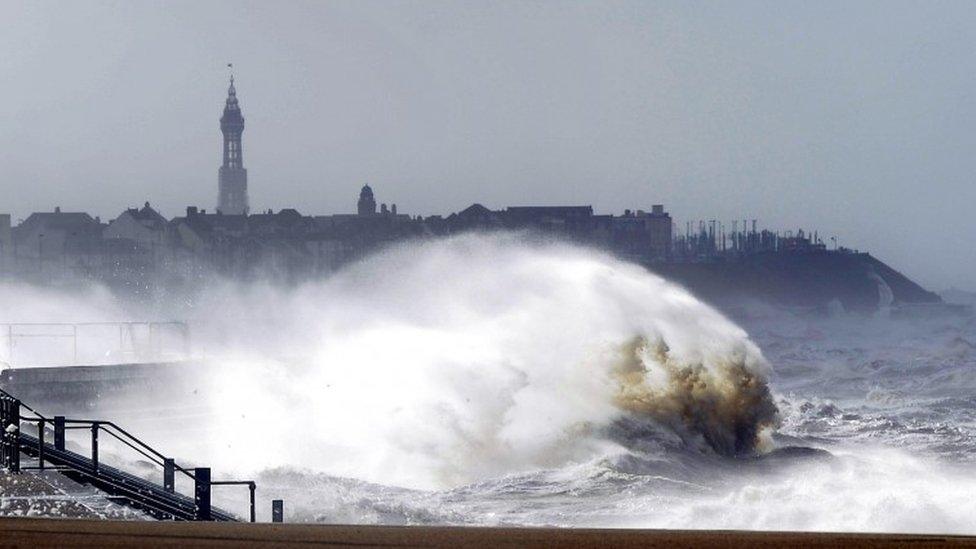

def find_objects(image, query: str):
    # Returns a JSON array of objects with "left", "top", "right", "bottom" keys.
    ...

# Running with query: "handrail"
[
  {"left": 20, "top": 416, "right": 199, "bottom": 482},
  {"left": 90, "top": 421, "right": 198, "bottom": 480},
  {"left": 99, "top": 427, "right": 165, "bottom": 468},
  {"left": 0, "top": 387, "right": 45, "bottom": 420},
  {"left": 211, "top": 480, "right": 258, "bottom": 523},
  {"left": 1, "top": 387, "right": 257, "bottom": 521}
]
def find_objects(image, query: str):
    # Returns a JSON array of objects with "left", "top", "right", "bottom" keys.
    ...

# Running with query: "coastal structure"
[{"left": 217, "top": 76, "right": 248, "bottom": 215}]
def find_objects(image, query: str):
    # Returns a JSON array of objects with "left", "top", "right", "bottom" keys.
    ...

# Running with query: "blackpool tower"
[{"left": 217, "top": 75, "right": 248, "bottom": 215}]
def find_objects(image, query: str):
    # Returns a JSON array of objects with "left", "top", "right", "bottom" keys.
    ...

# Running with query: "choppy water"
[
  {"left": 6, "top": 235, "right": 975, "bottom": 533},
  {"left": 244, "top": 306, "right": 976, "bottom": 533},
  {"left": 196, "top": 236, "right": 976, "bottom": 533}
]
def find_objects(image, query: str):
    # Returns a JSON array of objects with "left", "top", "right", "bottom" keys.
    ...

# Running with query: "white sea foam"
[{"left": 192, "top": 233, "right": 777, "bottom": 489}]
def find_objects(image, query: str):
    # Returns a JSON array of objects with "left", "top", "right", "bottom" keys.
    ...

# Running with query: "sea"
[{"left": 3, "top": 233, "right": 974, "bottom": 533}]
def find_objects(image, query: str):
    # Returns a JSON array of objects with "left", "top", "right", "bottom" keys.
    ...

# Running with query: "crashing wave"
[
  {"left": 191, "top": 232, "right": 779, "bottom": 488},
  {"left": 613, "top": 336, "right": 778, "bottom": 456}
]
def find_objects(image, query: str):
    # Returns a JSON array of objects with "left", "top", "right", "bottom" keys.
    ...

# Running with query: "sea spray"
[{"left": 193, "top": 233, "right": 779, "bottom": 489}]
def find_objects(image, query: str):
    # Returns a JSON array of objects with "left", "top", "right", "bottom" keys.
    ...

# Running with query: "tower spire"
[{"left": 217, "top": 69, "right": 248, "bottom": 215}]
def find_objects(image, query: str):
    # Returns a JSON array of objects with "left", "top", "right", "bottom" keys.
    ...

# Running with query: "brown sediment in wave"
[{"left": 612, "top": 336, "right": 779, "bottom": 456}]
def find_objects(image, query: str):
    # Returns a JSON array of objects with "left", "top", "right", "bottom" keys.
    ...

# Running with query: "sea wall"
[{"left": 0, "top": 362, "right": 193, "bottom": 414}]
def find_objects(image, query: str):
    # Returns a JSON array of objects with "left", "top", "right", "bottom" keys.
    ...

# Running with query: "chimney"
[
  {"left": 186, "top": 206, "right": 198, "bottom": 217},
  {"left": 391, "top": 204, "right": 397, "bottom": 215},
  {"left": 54, "top": 206, "right": 61, "bottom": 214}
]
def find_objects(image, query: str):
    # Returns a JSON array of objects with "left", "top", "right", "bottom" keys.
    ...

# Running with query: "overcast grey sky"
[{"left": 1, "top": 1, "right": 974, "bottom": 289}]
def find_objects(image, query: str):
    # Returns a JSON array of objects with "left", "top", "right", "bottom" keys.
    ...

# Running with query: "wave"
[{"left": 191, "top": 233, "right": 779, "bottom": 489}]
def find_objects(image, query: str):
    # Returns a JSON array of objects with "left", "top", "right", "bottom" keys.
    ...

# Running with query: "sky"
[{"left": 0, "top": 0, "right": 974, "bottom": 290}]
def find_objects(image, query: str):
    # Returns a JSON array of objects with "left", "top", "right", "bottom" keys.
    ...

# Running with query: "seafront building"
[{"left": 0, "top": 188, "right": 827, "bottom": 288}]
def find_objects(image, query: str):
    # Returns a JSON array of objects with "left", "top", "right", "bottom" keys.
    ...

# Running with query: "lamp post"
[{"left": 37, "top": 233, "right": 44, "bottom": 277}]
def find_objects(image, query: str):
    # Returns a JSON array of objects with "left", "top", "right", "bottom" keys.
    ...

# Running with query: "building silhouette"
[
  {"left": 357, "top": 185, "right": 377, "bottom": 216},
  {"left": 217, "top": 76, "right": 248, "bottom": 215},
  {"left": 0, "top": 75, "right": 943, "bottom": 311}
]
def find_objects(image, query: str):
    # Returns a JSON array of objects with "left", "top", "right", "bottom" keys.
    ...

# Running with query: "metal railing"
[
  {"left": 0, "top": 321, "right": 191, "bottom": 367},
  {"left": 0, "top": 387, "right": 257, "bottom": 522}
]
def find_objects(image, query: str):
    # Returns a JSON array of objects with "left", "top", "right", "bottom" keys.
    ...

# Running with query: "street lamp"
[{"left": 38, "top": 233, "right": 44, "bottom": 276}]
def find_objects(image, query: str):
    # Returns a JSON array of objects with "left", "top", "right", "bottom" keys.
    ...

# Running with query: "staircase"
[{"left": 0, "top": 389, "right": 254, "bottom": 522}]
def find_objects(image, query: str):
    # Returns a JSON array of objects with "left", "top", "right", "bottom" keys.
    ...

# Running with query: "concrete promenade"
[{"left": 0, "top": 519, "right": 972, "bottom": 548}]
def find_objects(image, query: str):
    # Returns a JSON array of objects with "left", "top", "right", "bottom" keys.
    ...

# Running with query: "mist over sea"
[{"left": 2, "top": 233, "right": 974, "bottom": 532}]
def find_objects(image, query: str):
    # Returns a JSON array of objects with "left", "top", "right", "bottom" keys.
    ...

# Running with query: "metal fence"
[{"left": 0, "top": 321, "right": 190, "bottom": 367}]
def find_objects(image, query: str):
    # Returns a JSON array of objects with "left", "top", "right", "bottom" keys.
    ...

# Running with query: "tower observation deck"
[{"left": 218, "top": 75, "right": 248, "bottom": 215}]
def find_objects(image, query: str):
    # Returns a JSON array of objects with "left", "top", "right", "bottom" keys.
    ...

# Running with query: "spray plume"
[{"left": 189, "top": 233, "right": 778, "bottom": 489}]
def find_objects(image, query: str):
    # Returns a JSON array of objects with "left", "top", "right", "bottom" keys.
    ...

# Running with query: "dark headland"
[{"left": 653, "top": 249, "right": 941, "bottom": 312}]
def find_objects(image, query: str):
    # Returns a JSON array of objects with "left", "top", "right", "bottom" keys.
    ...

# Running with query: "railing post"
[
  {"left": 163, "top": 458, "right": 175, "bottom": 492},
  {"left": 37, "top": 419, "right": 44, "bottom": 469},
  {"left": 272, "top": 499, "right": 283, "bottom": 523},
  {"left": 249, "top": 482, "right": 256, "bottom": 523},
  {"left": 90, "top": 423, "right": 99, "bottom": 473},
  {"left": 54, "top": 416, "right": 65, "bottom": 450},
  {"left": 1, "top": 397, "right": 20, "bottom": 473},
  {"left": 194, "top": 467, "right": 212, "bottom": 521}
]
